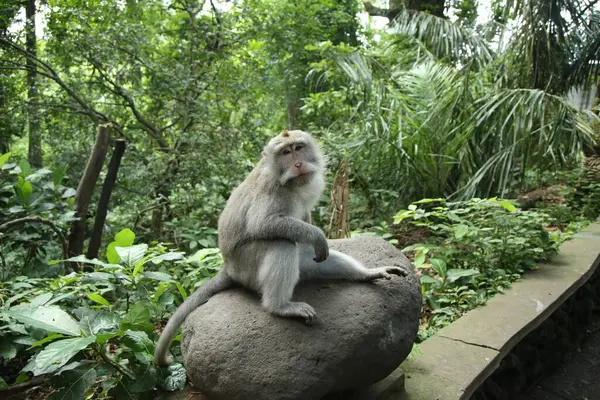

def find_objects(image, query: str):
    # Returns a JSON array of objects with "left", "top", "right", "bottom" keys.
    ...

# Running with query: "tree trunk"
[
  {"left": 26, "top": 0, "right": 42, "bottom": 168},
  {"left": 87, "top": 139, "right": 126, "bottom": 259},
  {"left": 68, "top": 124, "right": 110, "bottom": 258},
  {"left": 328, "top": 159, "right": 350, "bottom": 239}
]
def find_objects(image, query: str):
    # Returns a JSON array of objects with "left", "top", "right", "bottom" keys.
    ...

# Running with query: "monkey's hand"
[
  {"left": 368, "top": 266, "right": 409, "bottom": 280},
  {"left": 312, "top": 229, "right": 329, "bottom": 263}
]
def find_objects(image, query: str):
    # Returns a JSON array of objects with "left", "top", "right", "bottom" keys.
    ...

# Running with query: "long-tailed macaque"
[{"left": 154, "top": 130, "right": 408, "bottom": 366}]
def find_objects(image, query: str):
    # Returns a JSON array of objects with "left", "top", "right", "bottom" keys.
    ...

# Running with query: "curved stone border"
[{"left": 397, "top": 222, "right": 600, "bottom": 400}]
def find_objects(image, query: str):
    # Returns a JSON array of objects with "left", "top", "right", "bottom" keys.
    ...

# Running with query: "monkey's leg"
[
  {"left": 299, "top": 247, "right": 408, "bottom": 282},
  {"left": 258, "top": 241, "right": 317, "bottom": 323}
]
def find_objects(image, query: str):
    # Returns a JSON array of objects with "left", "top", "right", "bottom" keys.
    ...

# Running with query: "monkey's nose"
[{"left": 295, "top": 162, "right": 303, "bottom": 169}]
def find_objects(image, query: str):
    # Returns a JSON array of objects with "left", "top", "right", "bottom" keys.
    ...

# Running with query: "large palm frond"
[{"left": 389, "top": 9, "right": 494, "bottom": 69}]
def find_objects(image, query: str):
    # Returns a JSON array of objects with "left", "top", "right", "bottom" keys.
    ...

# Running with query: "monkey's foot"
[
  {"left": 272, "top": 301, "right": 317, "bottom": 325},
  {"left": 368, "top": 266, "right": 409, "bottom": 280}
]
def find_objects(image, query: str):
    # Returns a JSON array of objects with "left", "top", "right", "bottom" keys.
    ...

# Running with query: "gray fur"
[{"left": 153, "top": 130, "right": 408, "bottom": 367}]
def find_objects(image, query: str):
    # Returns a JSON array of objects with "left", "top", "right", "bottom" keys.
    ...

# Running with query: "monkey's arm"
[{"left": 248, "top": 214, "right": 329, "bottom": 261}]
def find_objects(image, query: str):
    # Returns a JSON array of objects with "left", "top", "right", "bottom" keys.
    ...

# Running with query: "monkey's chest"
[{"left": 289, "top": 200, "right": 309, "bottom": 220}]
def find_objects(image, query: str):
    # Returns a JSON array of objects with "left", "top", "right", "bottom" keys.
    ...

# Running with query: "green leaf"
[
  {"left": 453, "top": 224, "right": 470, "bottom": 239},
  {"left": 8, "top": 306, "right": 82, "bottom": 336},
  {"left": 15, "top": 177, "right": 33, "bottom": 206},
  {"left": 0, "top": 340, "right": 17, "bottom": 360},
  {"left": 30, "top": 292, "right": 54, "bottom": 307},
  {"left": 413, "top": 251, "right": 426, "bottom": 267},
  {"left": 446, "top": 269, "right": 480, "bottom": 283},
  {"left": 0, "top": 152, "right": 11, "bottom": 168},
  {"left": 498, "top": 200, "right": 517, "bottom": 213},
  {"left": 116, "top": 244, "right": 148, "bottom": 267},
  {"left": 142, "top": 271, "right": 174, "bottom": 282},
  {"left": 61, "top": 188, "right": 77, "bottom": 198},
  {"left": 106, "top": 242, "right": 120, "bottom": 264},
  {"left": 122, "top": 330, "right": 154, "bottom": 364},
  {"left": 175, "top": 282, "right": 188, "bottom": 301},
  {"left": 158, "top": 292, "right": 175, "bottom": 307},
  {"left": 158, "top": 363, "right": 186, "bottom": 392},
  {"left": 52, "top": 165, "right": 67, "bottom": 187},
  {"left": 124, "top": 365, "right": 157, "bottom": 393},
  {"left": 27, "top": 333, "right": 66, "bottom": 350},
  {"left": 121, "top": 303, "right": 152, "bottom": 332},
  {"left": 49, "top": 364, "right": 97, "bottom": 400},
  {"left": 18, "top": 160, "right": 31, "bottom": 176},
  {"left": 420, "top": 275, "right": 439, "bottom": 285},
  {"left": 23, "top": 336, "right": 96, "bottom": 376},
  {"left": 86, "top": 293, "right": 111, "bottom": 308},
  {"left": 77, "top": 309, "right": 119, "bottom": 336},
  {"left": 54, "top": 255, "right": 122, "bottom": 269},
  {"left": 114, "top": 229, "right": 136, "bottom": 246},
  {"left": 148, "top": 252, "right": 184, "bottom": 264},
  {"left": 429, "top": 258, "right": 447, "bottom": 277}
]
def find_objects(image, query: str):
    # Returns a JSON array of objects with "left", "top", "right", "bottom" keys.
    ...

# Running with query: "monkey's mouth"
[{"left": 294, "top": 172, "right": 313, "bottom": 184}]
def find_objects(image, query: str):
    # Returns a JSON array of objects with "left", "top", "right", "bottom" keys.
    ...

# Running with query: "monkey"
[{"left": 154, "top": 130, "right": 408, "bottom": 366}]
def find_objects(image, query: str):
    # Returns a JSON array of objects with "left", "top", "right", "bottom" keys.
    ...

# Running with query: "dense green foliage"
[{"left": 1, "top": 0, "right": 600, "bottom": 397}]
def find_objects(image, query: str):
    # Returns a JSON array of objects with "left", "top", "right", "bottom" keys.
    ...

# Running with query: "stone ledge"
[{"left": 396, "top": 222, "right": 600, "bottom": 400}]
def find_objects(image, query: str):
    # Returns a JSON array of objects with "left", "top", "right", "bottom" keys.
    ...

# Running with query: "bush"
[
  {"left": 394, "top": 198, "right": 576, "bottom": 340},
  {"left": 0, "top": 228, "right": 221, "bottom": 398}
]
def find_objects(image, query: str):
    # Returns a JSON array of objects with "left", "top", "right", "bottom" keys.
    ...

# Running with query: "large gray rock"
[{"left": 180, "top": 237, "right": 421, "bottom": 400}]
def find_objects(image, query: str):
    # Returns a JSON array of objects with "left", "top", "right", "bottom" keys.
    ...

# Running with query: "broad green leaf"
[
  {"left": 23, "top": 336, "right": 96, "bottom": 376},
  {"left": 0, "top": 376, "right": 8, "bottom": 390},
  {"left": 158, "top": 292, "right": 175, "bottom": 307},
  {"left": 447, "top": 269, "right": 480, "bottom": 283},
  {"left": 114, "top": 228, "right": 136, "bottom": 246},
  {"left": 87, "top": 293, "right": 111, "bottom": 308},
  {"left": 453, "top": 224, "right": 470, "bottom": 239},
  {"left": 185, "top": 248, "right": 221, "bottom": 264},
  {"left": 61, "top": 188, "right": 77, "bottom": 198},
  {"left": 116, "top": 244, "right": 148, "bottom": 267},
  {"left": 121, "top": 303, "right": 152, "bottom": 332},
  {"left": 158, "top": 363, "right": 186, "bottom": 392},
  {"left": 0, "top": 152, "right": 11, "bottom": 168},
  {"left": 142, "top": 271, "right": 174, "bottom": 282},
  {"left": 77, "top": 310, "right": 119, "bottom": 336},
  {"left": 126, "top": 365, "right": 158, "bottom": 393},
  {"left": 14, "top": 177, "right": 33, "bottom": 206},
  {"left": 148, "top": 252, "right": 184, "bottom": 264},
  {"left": 413, "top": 251, "right": 426, "bottom": 267},
  {"left": 18, "top": 160, "right": 31, "bottom": 176},
  {"left": 122, "top": 330, "right": 154, "bottom": 364},
  {"left": 106, "top": 242, "right": 120, "bottom": 264},
  {"left": 48, "top": 364, "right": 97, "bottom": 400},
  {"left": 52, "top": 165, "right": 67, "bottom": 186},
  {"left": 420, "top": 275, "right": 438, "bottom": 285},
  {"left": 429, "top": 258, "right": 447, "bottom": 277},
  {"left": 30, "top": 292, "right": 54, "bottom": 307},
  {"left": 9, "top": 306, "right": 81, "bottom": 336},
  {"left": 498, "top": 200, "right": 517, "bottom": 213}
]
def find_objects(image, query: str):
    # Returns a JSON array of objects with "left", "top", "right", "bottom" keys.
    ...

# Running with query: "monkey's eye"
[
  {"left": 294, "top": 145, "right": 303, "bottom": 152},
  {"left": 282, "top": 148, "right": 291, "bottom": 155}
]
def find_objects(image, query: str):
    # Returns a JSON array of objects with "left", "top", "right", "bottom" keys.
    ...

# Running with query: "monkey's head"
[{"left": 262, "top": 130, "right": 326, "bottom": 186}]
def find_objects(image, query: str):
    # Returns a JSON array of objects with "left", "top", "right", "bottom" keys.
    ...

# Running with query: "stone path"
[{"left": 522, "top": 317, "right": 600, "bottom": 400}]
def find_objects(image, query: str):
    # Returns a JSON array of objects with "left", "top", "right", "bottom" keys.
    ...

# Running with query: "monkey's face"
[{"left": 263, "top": 130, "right": 325, "bottom": 187}]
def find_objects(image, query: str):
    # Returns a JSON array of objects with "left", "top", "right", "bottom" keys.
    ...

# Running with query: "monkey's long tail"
[{"left": 154, "top": 270, "right": 233, "bottom": 366}]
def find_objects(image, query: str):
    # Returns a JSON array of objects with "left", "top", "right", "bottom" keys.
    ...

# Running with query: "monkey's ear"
[
  {"left": 280, "top": 130, "right": 289, "bottom": 137},
  {"left": 261, "top": 151, "right": 267, "bottom": 158}
]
